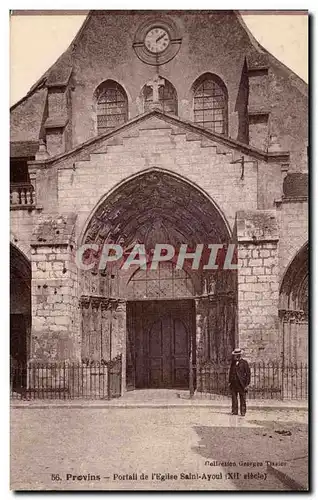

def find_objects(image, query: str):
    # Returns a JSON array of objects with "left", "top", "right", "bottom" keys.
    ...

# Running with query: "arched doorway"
[
  {"left": 279, "top": 243, "right": 308, "bottom": 364},
  {"left": 10, "top": 244, "right": 31, "bottom": 363},
  {"left": 80, "top": 170, "right": 237, "bottom": 391},
  {"left": 10, "top": 244, "right": 31, "bottom": 391}
]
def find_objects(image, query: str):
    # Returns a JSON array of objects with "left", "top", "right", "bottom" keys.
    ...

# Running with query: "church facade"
[{"left": 10, "top": 11, "right": 308, "bottom": 393}]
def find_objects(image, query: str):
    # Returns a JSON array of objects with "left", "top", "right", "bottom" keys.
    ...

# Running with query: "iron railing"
[
  {"left": 10, "top": 355, "right": 122, "bottom": 400},
  {"left": 11, "top": 358, "right": 308, "bottom": 401},
  {"left": 196, "top": 361, "right": 308, "bottom": 400}
]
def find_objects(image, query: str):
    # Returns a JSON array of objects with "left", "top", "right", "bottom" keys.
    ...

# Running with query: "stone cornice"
[
  {"left": 282, "top": 196, "right": 308, "bottom": 203},
  {"left": 275, "top": 196, "right": 308, "bottom": 207},
  {"left": 238, "top": 238, "right": 279, "bottom": 245}
]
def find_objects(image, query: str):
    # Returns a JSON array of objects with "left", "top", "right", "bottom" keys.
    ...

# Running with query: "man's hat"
[{"left": 232, "top": 348, "right": 242, "bottom": 355}]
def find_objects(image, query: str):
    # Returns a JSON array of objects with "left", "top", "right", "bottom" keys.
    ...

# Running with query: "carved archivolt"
[
  {"left": 81, "top": 171, "right": 234, "bottom": 300},
  {"left": 83, "top": 171, "right": 230, "bottom": 248}
]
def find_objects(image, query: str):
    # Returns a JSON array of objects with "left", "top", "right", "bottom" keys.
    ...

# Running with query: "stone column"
[
  {"left": 30, "top": 214, "right": 79, "bottom": 362},
  {"left": 195, "top": 297, "right": 207, "bottom": 367},
  {"left": 112, "top": 299, "right": 127, "bottom": 395},
  {"left": 91, "top": 298, "right": 101, "bottom": 361},
  {"left": 28, "top": 166, "right": 38, "bottom": 206},
  {"left": 236, "top": 210, "right": 280, "bottom": 361},
  {"left": 101, "top": 298, "right": 111, "bottom": 362},
  {"left": 80, "top": 296, "right": 91, "bottom": 362},
  {"left": 194, "top": 297, "right": 208, "bottom": 393}
]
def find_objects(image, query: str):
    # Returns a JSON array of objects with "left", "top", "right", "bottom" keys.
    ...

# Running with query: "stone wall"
[
  {"left": 30, "top": 116, "right": 283, "bottom": 241},
  {"left": 70, "top": 12, "right": 307, "bottom": 169},
  {"left": 278, "top": 175, "right": 308, "bottom": 279},
  {"left": 11, "top": 209, "right": 36, "bottom": 259},
  {"left": 30, "top": 214, "right": 80, "bottom": 362},
  {"left": 11, "top": 11, "right": 308, "bottom": 171},
  {"left": 9, "top": 11, "right": 308, "bottom": 373},
  {"left": 236, "top": 210, "right": 280, "bottom": 361}
]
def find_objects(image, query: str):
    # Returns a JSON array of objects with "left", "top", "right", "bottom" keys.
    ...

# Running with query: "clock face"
[{"left": 144, "top": 27, "right": 170, "bottom": 54}]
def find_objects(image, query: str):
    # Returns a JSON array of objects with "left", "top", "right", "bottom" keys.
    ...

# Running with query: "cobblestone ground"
[{"left": 10, "top": 407, "right": 308, "bottom": 491}]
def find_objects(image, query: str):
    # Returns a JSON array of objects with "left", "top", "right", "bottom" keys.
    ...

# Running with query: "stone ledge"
[
  {"left": 31, "top": 213, "right": 77, "bottom": 247},
  {"left": 44, "top": 117, "right": 69, "bottom": 129},
  {"left": 236, "top": 210, "right": 278, "bottom": 243}
]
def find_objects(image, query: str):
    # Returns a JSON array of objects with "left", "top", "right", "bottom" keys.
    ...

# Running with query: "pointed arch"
[
  {"left": 10, "top": 232, "right": 31, "bottom": 260},
  {"left": 192, "top": 73, "right": 228, "bottom": 135},
  {"left": 78, "top": 169, "right": 237, "bottom": 371},
  {"left": 80, "top": 167, "right": 232, "bottom": 246},
  {"left": 94, "top": 80, "right": 128, "bottom": 134},
  {"left": 279, "top": 242, "right": 308, "bottom": 314}
]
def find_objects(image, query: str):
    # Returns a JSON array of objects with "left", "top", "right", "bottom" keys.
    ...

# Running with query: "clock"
[
  {"left": 144, "top": 27, "right": 170, "bottom": 54},
  {"left": 133, "top": 17, "right": 182, "bottom": 66}
]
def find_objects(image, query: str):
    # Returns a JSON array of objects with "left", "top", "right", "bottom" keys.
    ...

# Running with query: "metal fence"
[
  {"left": 11, "top": 358, "right": 308, "bottom": 401},
  {"left": 10, "top": 355, "right": 122, "bottom": 400},
  {"left": 196, "top": 361, "right": 308, "bottom": 400}
]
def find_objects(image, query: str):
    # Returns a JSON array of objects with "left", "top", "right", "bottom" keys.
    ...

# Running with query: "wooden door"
[
  {"left": 127, "top": 299, "right": 194, "bottom": 389},
  {"left": 172, "top": 318, "right": 189, "bottom": 387},
  {"left": 148, "top": 316, "right": 167, "bottom": 387},
  {"left": 147, "top": 304, "right": 190, "bottom": 388}
]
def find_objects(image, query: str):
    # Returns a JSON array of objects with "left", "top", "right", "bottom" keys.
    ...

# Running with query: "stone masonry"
[
  {"left": 236, "top": 210, "right": 280, "bottom": 360},
  {"left": 30, "top": 214, "right": 79, "bottom": 362},
  {"left": 10, "top": 11, "right": 308, "bottom": 384}
]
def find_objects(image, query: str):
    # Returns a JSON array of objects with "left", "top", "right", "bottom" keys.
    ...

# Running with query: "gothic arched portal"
[
  {"left": 279, "top": 243, "right": 308, "bottom": 365},
  {"left": 80, "top": 170, "right": 237, "bottom": 390}
]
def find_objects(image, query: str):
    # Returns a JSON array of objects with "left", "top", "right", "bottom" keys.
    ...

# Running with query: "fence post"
[
  {"left": 189, "top": 336, "right": 194, "bottom": 399},
  {"left": 107, "top": 360, "right": 111, "bottom": 400}
]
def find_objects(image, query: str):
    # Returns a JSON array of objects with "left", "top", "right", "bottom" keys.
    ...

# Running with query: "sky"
[{"left": 9, "top": 11, "right": 308, "bottom": 106}]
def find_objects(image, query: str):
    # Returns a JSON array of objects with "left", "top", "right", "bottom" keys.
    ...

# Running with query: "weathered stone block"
[
  {"left": 249, "top": 259, "right": 263, "bottom": 267},
  {"left": 252, "top": 266, "right": 265, "bottom": 275}
]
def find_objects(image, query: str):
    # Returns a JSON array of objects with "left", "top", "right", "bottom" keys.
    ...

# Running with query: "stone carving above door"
[{"left": 83, "top": 171, "right": 230, "bottom": 248}]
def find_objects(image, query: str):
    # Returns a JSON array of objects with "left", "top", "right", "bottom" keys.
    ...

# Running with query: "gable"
[
  {"left": 11, "top": 10, "right": 307, "bottom": 170},
  {"left": 30, "top": 111, "right": 289, "bottom": 170}
]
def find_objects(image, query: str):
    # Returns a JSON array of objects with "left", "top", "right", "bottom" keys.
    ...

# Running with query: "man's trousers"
[{"left": 230, "top": 384, "right": 247, "bottom": 415}]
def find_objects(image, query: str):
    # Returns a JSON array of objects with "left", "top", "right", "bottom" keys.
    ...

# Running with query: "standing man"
[{"left": 229, "top": 348, "right": 251, "bottom": 416}]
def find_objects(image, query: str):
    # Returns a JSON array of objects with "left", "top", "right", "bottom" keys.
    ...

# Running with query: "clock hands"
[{"left": 156, "top": 32, "right": 167, "bottom": 43}]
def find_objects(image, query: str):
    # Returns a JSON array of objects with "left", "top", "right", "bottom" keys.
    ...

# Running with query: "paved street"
[{"left": 11, "top": 406, "right": 308, "bottom": 491}]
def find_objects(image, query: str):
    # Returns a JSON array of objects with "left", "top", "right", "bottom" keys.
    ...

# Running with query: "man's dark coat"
[{"left": 229, "top": 358, "right": 251, "bottom": 389}]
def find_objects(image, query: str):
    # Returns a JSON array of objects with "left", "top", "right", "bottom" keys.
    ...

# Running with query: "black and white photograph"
[{"left": 9, "top": 9, "right": 308, "bottom": 491}]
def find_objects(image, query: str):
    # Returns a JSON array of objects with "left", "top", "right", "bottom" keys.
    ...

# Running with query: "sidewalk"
[{"left": 11, "top": 388, "right": 308, "bottom": 410}]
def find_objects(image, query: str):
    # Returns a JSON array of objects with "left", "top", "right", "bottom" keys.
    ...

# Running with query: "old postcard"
[{"left": 10, "top": 9, "right": 308, "bottom": 491}]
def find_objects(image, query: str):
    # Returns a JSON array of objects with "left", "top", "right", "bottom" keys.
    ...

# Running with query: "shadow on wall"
[{"left": 235, "top": 58, "right": 249, "bottom": 144}]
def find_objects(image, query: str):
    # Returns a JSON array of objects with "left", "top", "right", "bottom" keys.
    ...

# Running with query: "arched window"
[
  {"left": 142, "top": 77, "right": 178, "bottom": 115},
  {"left": 193, "top": 74, "right": 228, "bottom": 134},
  {"left": 95, "top": 80, "right": 128, "bottom": 134}
]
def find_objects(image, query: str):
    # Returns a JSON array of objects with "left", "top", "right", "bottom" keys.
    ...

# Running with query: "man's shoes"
[
  {"left": 231, "top": 412, "right": 238, "bottom": 415},
  {"left": 240, "top": 413, "right": 246, "bottom": 416}
]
